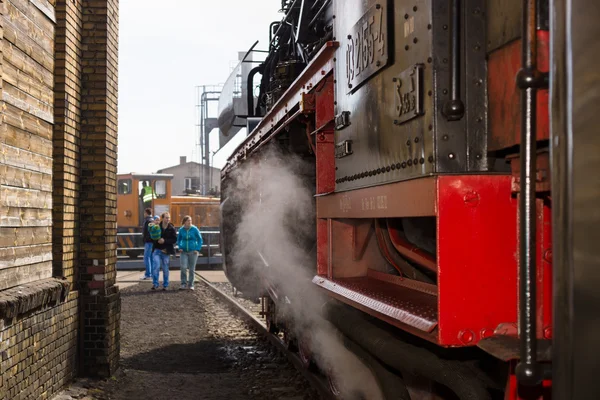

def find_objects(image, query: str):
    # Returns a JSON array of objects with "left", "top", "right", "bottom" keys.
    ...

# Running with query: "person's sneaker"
[
  {"left": 189, "top": 286, "right": 195, "bottom": 291},
  {"left": 179, "top": 284, "right": 186, "bottom": 290},
  {"left": 151, "top": 286, "right": 157, "bottom": 291},
  {"left": 162, "top": 286, "right": 167, "bottom": 291}
]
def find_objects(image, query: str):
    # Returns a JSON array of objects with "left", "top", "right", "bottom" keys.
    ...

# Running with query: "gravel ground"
[{"left": 53, "top": 280, "right": 321, "bottom": 400}]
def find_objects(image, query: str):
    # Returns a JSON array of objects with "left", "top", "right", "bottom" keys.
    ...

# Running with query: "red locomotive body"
[{"left": 216, "top": 0, "right": 585, "bottom": 398}]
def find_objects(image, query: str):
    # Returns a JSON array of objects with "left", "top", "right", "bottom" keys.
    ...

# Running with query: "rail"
[{"left": 196, "top": 274, "right": 333, "bottom": 399}]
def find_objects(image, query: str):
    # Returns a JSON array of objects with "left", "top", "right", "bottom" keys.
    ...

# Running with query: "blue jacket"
[{"left": 177, "top": 225, "right": 203, "bottom": 252}]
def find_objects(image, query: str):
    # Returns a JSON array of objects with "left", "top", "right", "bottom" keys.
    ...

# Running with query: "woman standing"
[
  {"left": 176, "top": 215, "right": 203, "bottom": 290},
  {"left": 152, "top": 212, "right": 177, "bottom": 291}
]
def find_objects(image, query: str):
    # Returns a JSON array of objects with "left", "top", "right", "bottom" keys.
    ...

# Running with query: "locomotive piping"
[
  {"left": 442, "top": 0, "right": 466, "bottom": 121},
  {"left": 515, "top": 0, "right": 549, "bottom": 387}
]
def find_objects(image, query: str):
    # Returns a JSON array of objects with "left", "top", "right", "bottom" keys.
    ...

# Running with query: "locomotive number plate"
[
  {"left": 345, "top": 1, "right": 390, "bottom": 92},
  {"left": 394, "top": 64, "right": 424, "bottom": 125}
]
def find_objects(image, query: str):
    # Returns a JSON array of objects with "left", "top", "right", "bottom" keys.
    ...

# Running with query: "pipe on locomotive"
[
  {"left": 442, "top": 0, "right": 465, "bottom": 121},
  {"left": 515, "top": 0, "right": 550, "bottom": 386}
]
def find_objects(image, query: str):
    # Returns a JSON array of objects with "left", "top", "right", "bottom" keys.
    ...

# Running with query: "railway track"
[{"left": 196, "top": 274, "right": 334, "bottom": 400}]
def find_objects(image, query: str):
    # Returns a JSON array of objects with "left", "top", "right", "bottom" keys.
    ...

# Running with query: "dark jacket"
[
  {"left": 152, "top": 222, "right": 177, "bottom": 255},
  {"left": 142, "top": 216, "right": 153, "bottom": 243}
]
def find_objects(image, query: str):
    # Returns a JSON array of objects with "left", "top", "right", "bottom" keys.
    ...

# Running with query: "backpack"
[{"left": 148, "top": 223, "right": 162, "bottom": 241}]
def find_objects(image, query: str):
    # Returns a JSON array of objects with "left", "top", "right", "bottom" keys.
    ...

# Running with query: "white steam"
[{"left": 226, "top": 144, "right": 383, "bottom": 400}]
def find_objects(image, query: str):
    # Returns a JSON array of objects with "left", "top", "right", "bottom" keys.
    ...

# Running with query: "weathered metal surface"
[
  {"left": 345, "top": 1, "right": 391, "bottom": 92},
  {"left": 333, "top": 0, "right": 488, "bottom": 191},
  {"left": 437, "top": 175, "right": 518, "bottom": 346},
  {"left": 317, "top": 176, "right": 436, "bottom": 219},
  {"left": 488, "top": 31, "right": 550, "bottom": 152},
  {"left": 312, "top": 275, "right": 438, "bottom": 333}
]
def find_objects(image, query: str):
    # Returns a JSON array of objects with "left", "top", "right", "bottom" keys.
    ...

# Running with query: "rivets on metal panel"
[
  {"left": 476, "top": 154, "right": 482, "bottom": 160},
  {"left": 420, "top": 158, "right": 425, "bottom": 164},
  {"left": 442, "top": 134, "right": 449, "bottom": 141},
  {"left": 414, "top": 137, "right": 420, "bottom": 143},
  {"left": 404, "top": 13, "right": 409, "bottom": 19},
  {"left": 443, "top": 24, "right": 448, "bottom": 30},
  {"left": 459, "top": 330, "right": 475, "bottom": 344},
  {"left": 427, "top": 57, "right": 432, "bottom": 63},
  {"left": 413, "top": 37, "right": 418, "bottom": 44},
  {"left": 543, "top": 327, "right": 552, "bottom": 339},
  {"left": 396, "top": 163, "right": 402, "bottom": 169},
  {"left": 413, "top": 158, "right": 418, "bottom": 165},
  {"left": 376, "top": 4, "right": 381, "bottom": 9},
  {"left": 391, "top": 164, "right": 396, "bottom": 170},
  {"left": 405, "top": 45, "right": 410, "bottom": 51},
  {"left": 448, "top": 153, "right": 455, "bottom": 159},
  {"left": 406, "top": 140, "right": 411, "bottom": 146},
  {"left": 407, "top": 159, "right": 413, "bottom": 166},
  {"left": 428, "top": 156, "right": 434, "bottom": 163},
  {"left": 428, "top": 124, "right": 433, "bottom": 131},
  {"left": 347, "top": 34, "right": 352, "bottom": 39},
  {"left": 348, "top": 83, "right": 353, "bottom": 89},
  {"left": 386, "top": 166, "right": 391, "bottom": 172},
  {"left": 413, "top": 6, "right": 417, "bottom": 11},
  {"left": 427, "top": 24, "right": 432, "bottom": 30},
  {"left": 401, "top": 162, "right": 407, "bottom": 168}
]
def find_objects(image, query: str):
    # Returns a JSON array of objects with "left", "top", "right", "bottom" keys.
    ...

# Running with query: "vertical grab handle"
[
  {"left": 442, "top": 0, "right": 465, "bottom": 121},
  {"left": 515, "top": 0, "right": 548, "bottom": 387}
]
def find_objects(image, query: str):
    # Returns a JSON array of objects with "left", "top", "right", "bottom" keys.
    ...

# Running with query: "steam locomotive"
[{"left": 219, "top": 0, "right": 600, "bottom": 398}]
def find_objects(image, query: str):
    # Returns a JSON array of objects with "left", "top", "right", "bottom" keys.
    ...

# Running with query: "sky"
[{"left": 117, "top": 0, "right": 282, "bottom": 174}]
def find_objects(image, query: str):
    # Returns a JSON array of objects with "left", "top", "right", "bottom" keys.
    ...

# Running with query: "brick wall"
[
  {"left": 0, "top": 0, "right": 121, "bottom": 396},
  {"left": 0, "top": 280, "right": 77, "bottom": 400},
  {"left": 78, "top": 0, "right": 120, "bottom": 377},
  {"left": 54, "top": 0, "right": 82, "bottom": 288}
]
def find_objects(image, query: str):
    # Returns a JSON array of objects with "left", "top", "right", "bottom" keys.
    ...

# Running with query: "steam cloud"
[{"left": 225, "top": 144, "right": 383, "bottom": 399}]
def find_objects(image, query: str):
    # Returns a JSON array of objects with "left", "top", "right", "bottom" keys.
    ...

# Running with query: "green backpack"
[{"left": 148, "top": 223, "right": 162, "bottom": 241}]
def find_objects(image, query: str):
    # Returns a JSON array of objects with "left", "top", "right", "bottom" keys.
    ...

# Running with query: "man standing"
[{"left": 141, "top": 208, "right": 154, "bottom": 280}]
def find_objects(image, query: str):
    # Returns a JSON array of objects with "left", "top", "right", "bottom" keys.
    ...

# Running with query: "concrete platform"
[
  {"left": 116, "top": 270, "right": 229, "bottom": 290},
  {"left": 196, "top": 270, "right": 228, "bottom": 283}
]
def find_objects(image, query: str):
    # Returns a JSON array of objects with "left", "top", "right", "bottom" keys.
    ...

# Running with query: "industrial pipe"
[
  {"left": 386, "top": 221, "right": 438, "bottom": 274},
  {"left": 442, "top": 0, "right": 465, "bottom": 120}
]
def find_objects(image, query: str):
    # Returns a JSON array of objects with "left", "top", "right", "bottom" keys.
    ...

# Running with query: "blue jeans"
[
  {"left": 180, "top": 251, "right": 199, "bottom": 287},
  {"left": 152, "top": 250, "right": 170, "bottom": 288},
  {"left": 143, "top": 242, "right": 153, "bottom": 278}
]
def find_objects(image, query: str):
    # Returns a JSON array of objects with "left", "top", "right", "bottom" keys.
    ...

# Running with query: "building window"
[
  {"left": 118, "top": 179, "right": 132, "bottom": 195},
  {"left": 184, "top": 177, "right": 200, "bottom": 191}
]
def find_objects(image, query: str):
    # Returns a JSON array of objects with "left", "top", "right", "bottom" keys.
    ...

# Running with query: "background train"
[
  {"left": 218, "top": 0, "right": 599, "bottom": 398},
  {"left": 116, "top": 173, "right": 221, "bottom": 260}
]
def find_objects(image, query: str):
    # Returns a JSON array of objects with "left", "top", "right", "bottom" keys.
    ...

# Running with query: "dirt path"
[{"left": 56, "top": 280, "right": 320, "bottom": 400}]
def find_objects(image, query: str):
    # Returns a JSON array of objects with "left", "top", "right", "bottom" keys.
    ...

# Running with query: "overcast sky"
[{"left": 117, "top": 0, "right": 281, "bottom": 174}]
